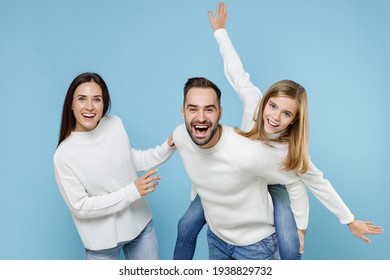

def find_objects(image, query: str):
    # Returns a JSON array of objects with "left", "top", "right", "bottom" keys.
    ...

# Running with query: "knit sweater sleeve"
[
  {"left": 53, "top": 158, "right": 141, "bottom": 219},
  {"left": 214, "top": 28, "right": 261, "bottom": 132},
  {"left": 130, "top": 140, "right": 176, "bottom": 172},
  {"left": 284, "top": 181, "right": 309, "bottom": 230},
  {"left": 297, "top": 160, "right": 354, "bottom": 224}
]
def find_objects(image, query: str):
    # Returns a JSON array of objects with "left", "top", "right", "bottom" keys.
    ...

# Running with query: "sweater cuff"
[
  {"left": 162, "top": 139, "right": 177, "bottom": 156},
  {"left": 214, "top": 28, "right": 228, "bottom": 41},
  {"left": 127, "top": 182, "right": 142, "bottom": 202},
  {"left": 339, "top": 214, "right": 355, "bottom": 225}
]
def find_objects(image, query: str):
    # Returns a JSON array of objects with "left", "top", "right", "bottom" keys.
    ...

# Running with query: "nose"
[
  {"left": 197, "top": 110, "right": 206, "bottom": 122},
  {"left": 86, "top": 99, "right": 94, "bottom": 110},
  {"left": 271, "top": 111, "right": 281, "bottom": 121}
]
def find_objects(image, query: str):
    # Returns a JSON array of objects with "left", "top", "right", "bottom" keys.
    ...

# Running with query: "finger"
[
  {"left": 142, "top": 181, "right": 158, "bottom": 191},
  {"left": 146, "top": 175, "right": 161, "bottom": 183},
  {"left": 143, "top": 169, "right": 158, "bottom": 179},
  {"left": 221, "top": 2, "right": 227, "bottom": 15},
  {"left": 367, "top": 225, "right": 384, "bottom": 230},
  {"left": 140, "top": 185, "right": 157, "bottom": 196},
  {"left": 146, "top": 181, "right": 159, "bottom": 189},
  {"left": 219, "top": 2, "right": 224, "bottom": 14},
  {"left": 299, "top": 243, "right": 304, "bottom": 254},
  {"left": 366, "top": 227, "right": 384, "bottom": 234},
  {"left": 208, "top": 10, "right": 213, "bottom": 19},
  {"left": 357, "top": 234, "right": 370, "bottom": 243}
]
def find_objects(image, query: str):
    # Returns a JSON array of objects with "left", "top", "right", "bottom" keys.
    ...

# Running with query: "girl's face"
[
  {"left": 72, "top": 82, "right": 104, "bottom": 132},
  {"left": 262, "top": 96, "right": 298, "bottom": 134}
]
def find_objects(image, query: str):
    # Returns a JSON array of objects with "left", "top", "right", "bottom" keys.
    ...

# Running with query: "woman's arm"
[
  {"left": 130, "top": 137, "right": 176, "bottom": 172},
  {"left": 54, "top": 164, "right": 159, "bottom": 219}
]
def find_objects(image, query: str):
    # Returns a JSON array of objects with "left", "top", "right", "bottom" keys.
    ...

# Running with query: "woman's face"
[
  {"left": 72, "top": 82, "right": 104, "bottom": 132},
  {"left": 262, "top": 96, "right": 298, "bottom": 134}
]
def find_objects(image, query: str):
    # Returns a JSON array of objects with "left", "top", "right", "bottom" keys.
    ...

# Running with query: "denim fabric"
[
  {"left": 84, "top": 220, "right": 159, "bottom": 260},
  {"left": 268, "top": 184, "right": 301, "bottom": 260},
  {"left": 173, "top": 195, "right": 206, "bottom": 259},
  {"left": 207, "top": 228, "right": 280, "bottom": 260},
  {"left": 173, "top": 184, "right": 301, "bottom": 260}
]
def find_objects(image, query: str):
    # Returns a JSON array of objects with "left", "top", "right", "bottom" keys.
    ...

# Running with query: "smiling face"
[
  {"left": 262, "top": 96, "right": 298, "bottom": 134},
  {"left": 182, "top": 87, "right": 222, "bottom": 149},
  {"left": 72, "top": 81, "right": 104, "bottom": 132}
]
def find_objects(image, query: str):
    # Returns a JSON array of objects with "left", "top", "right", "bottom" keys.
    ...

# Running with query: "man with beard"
[{"left": 172, "top": 77, "right": 308, "bottom": 260}]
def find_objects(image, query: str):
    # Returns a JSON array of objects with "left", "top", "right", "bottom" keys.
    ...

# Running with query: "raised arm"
[{"left": 209, "top": 2, "right": 261, "bottom": 132}]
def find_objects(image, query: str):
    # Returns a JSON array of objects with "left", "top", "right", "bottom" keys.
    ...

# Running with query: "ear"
[
  {"left": 219, "top": 106, "right": 223, "bottom": 120},
  {"left": 181, "top": 106, "right": 185, "bottom": 120}
]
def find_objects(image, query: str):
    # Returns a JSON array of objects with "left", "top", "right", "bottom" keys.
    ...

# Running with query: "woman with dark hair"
[{"left": 54, "top": 72, "right": 175, "bottom": 260}]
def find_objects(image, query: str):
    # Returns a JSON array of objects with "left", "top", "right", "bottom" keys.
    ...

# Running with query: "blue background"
[{"left": 0, "top": 0, "right": 388, "bottom": 260}]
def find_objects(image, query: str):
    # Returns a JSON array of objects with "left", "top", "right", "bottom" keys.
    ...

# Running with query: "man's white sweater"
[{"left": 173, "top": 124, "right": 304, "bottom": 246}]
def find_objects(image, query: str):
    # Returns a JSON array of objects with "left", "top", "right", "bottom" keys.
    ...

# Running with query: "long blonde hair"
[{"left": 237, "top": 80, "right": 309, "bottom": 173}]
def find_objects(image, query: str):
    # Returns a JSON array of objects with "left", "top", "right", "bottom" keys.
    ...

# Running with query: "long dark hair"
[{"left": 57, "top": 72, "right": 111, "bottom": 147}]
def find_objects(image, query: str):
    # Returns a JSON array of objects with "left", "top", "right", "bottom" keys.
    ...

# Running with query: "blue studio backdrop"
[{"left": 0, "top": 0, "right": 388, "bottom": 259}]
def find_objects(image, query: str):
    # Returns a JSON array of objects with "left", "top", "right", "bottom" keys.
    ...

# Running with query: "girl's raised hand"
[{"left": 208, "top": 2, "right": 228, "bottom": 31}]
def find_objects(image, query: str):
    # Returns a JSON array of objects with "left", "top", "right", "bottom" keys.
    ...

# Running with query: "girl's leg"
[
  {"left": 122, "top": 220, "right": 159, "bottom": 260},
  {"left": 173, "top": 195, "right": 207, "bottom": 259},
  {"left": 268, "top": 184, "right": 302, "bottom": 260},
  {"left": 85, "top": 243, "right": 122, "bottom": 260}
]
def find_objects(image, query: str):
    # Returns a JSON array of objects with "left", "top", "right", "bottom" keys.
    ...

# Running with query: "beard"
[{"left": 185, "top": 118, "right": 220, "bottom": 147}]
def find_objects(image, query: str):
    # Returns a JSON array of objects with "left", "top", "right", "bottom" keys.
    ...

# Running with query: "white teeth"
[
  {"left": 195, "top": 125, "right": 208, "bottom": 129},
  {"left": 268, "top": 119, "right": 278, "bottom": 127},
  {"left": 82, "top": 114, "right": 95, "bottom": 117}
]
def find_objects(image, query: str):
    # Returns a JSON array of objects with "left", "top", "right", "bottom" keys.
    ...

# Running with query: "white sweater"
[
  {"left": 173, "top": 124, "right": 306, "bottom": 246},
  {"left": 214, "top": 28, "right": 354, "bottom": 225},
  {"left": 53, "top": 115, "right": 175, "bottom": 250}
]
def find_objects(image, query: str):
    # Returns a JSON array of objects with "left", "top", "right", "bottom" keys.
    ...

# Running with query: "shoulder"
[
  {"left": 101, "top": 114, "right": 122, "bottom": 125},
  {"left": 53, "top": 140, "right": 71, "bottom": 167},
  {"left": 229, "top": 128, "right": 273, "bottom": 156},
  {"left": 173, "top": 124, "right": 186, "bottom": 138},
  {"left": 98, "top": 114, "right": 125, "bottom": 132}
]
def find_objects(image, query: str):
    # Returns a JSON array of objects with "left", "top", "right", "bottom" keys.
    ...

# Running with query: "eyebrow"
[
  {"left": 75, "top": 94, "right": 103, "bottom": 97},
  {"left": 186, "top": 104, "right": 217, "bottom": 109}
]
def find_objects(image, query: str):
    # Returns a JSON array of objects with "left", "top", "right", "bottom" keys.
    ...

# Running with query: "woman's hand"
[
  {"left": 168, "top": 134, "right": 175, "bottom": 147},
  {"left": 135, "top": 169, "right": 160, "bottom": 196}
]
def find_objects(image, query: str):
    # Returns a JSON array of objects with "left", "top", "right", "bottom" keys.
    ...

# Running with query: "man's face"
[{"left": 182, "top": 87, "right": 222, "bottom": 149}]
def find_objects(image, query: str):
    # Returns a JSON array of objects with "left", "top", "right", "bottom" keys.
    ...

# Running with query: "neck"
[{"left": 200, "top": 125, "right": 222, "bottom": 149}]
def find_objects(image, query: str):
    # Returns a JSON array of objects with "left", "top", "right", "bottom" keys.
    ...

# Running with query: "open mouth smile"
[
  {"left": 267, "top": 119, "right": 279, "bottom": 127},
  {"left": 82, "top": 113, "right": 96, "bottom": 119},
  {"left": 193, "top": 124, "right": 210, "bottom": 137}
]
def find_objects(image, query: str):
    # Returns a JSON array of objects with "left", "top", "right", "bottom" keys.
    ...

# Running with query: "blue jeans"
[
  {"left": 268, "top": 184, "right": 301, "bottom": 260},
  {"left": 173, "top": 195, "right": 206, "bottom": 259},
  {"left": 173, "top": 185, "right": 301, "bottom": 260},
  {"left": 85, "top": 220, "right": 159, "bottom": 260},
  {"left": 207, "top": 228, "right": 280, "bottom": 260}
]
